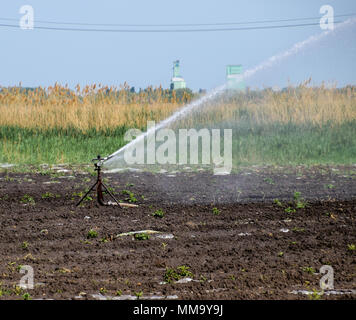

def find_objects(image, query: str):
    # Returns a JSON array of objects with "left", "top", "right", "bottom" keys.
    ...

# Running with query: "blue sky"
[{"left": 1, "top": 0, "right": 355, "bottom": 90}]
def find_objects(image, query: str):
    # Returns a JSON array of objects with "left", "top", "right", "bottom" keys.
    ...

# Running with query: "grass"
[
  {"left": 0, "top": 83, "right": 355, "bottom": 166},
  {"left": 1, "top": 119, "right": 355, "bottom": 167}
]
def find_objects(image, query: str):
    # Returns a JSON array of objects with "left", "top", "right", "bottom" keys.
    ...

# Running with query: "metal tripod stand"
[{"left": 76, "top": 155, "right": 121, "bottom": 207}]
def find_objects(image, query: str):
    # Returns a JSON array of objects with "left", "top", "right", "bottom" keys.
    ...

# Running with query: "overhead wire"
[{"left": 0, "top": 13, "right": 354, "bottom": 32}]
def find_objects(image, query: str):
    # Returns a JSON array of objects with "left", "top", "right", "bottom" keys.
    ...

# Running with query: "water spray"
[{"left": 103, "top": 18, "right": 356, "bottom": 170}]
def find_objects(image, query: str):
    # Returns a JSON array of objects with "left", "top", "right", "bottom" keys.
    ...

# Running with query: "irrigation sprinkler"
[{"left": 76, "top": 155, "right": 121, "bottom": 207}]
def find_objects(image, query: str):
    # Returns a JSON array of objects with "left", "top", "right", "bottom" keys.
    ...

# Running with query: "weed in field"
[
  {"left": 21, "top": 241, "right": 29, "bottom": 250},
  {"left": 309, "top": 288, "right": 323, "bottom": 300},
  {"left": 0, "top": 285, "right": 11, "bottom": 298},
  {"left": 212, "top": 207, "right": 220, "bottom": 215},
  {"left": 152, "top": 209, "right": 165, "bottom": 218},
  {"left": 264, "top": 177, "right": 274, "bottom": 185},
  {"left": 278, "top": 192, "right": 307, "bottom": 213},
  {"left": 56, "top": 267, "right": 71, "bottom": 274},
  {"left": 103, "top": 184, "right": 116, "bottom": 195},
  {"left": 122, "top": 190, "right": 137, "bottom": 203},
  {"left": 6, "top": 262, "right": 15, "bottom": 273},
  {"left": 134, "top": 233, "right": 150, "bottom": 241},
  {"left": 41, "top": 192, "right": 60, "bottom": 199},
  {"left": 22, "top": 292, "right": 31, "bottom": 300},
  {"left": 87, "top": 229, "right": 98, "bottom": 239},
  {"left": 72, "top": 191, "right": 92, "bottom": 202},
  {"left": 134, "top": 291, "right": 143, "bottom": 300},
  {"left": 16, "top": 264, "right": 23, "bottom": 272},
  {"left": 292, "top": 227, "right": 305, "bottom": 233},
  {"left": 23, "top": 253, "right": 36, "bottom": 262},
  {"left": 294, "top": 191, "right": 307, "bottom": 209},
  {"left": 20, "top": 194, "right": 35, "bottom": 205},
  {"left": 293, "top": 191, "right": 301, "bottom": 200},
  {"left": 116, "top": 290, "right": 122, "bottom": 296},
  {"left": 296, "top": 201, "right": 307, "bottom": 209},
  {"left": 347, "top": 244, "right": 355, "bottom": 251},
  {"left": 4, "top": 175, "right": 14, "bottom": 182},
  {"left": 303, "top": 267, "right": 316, "bottom": 274},
  {"left": 13, "top": 285, "right": 23, "bottom": 296},
  {"left": 164, "top": 265, "right": 193, "bottom": 283},
  {"left": 285, "top": 207, "right": 296, "bottom": 213}
]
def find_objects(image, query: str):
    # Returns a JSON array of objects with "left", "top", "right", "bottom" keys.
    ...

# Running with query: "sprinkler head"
[{"left": 92, "top": 155, "right": 105, "bottom": 168}]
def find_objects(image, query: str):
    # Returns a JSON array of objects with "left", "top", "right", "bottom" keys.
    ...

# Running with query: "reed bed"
[
  {"left": 0, "top": 81, "right": 355, "bottom": 165},
  {"left": 0, "top": 83, "right": 191, "bottom": 131},
  {"left": 177, "top": 82, "right": 356, "bottom": 129},
  {"left": 1, "top": 82, "right": 355, "bottom": 132}
]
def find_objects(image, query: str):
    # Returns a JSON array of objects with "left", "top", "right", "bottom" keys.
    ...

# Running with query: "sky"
[{"left": 1, "top": 0, "right": 355, "bottom": 91}]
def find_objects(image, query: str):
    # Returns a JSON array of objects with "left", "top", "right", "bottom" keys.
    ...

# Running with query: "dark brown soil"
[{"left": 0, "top": 165, "right": 355, "bottom": 300}]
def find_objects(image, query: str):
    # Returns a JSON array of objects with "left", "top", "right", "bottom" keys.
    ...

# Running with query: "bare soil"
[{"left": 0, "top": 165, "right": 355, "bottom": 300}]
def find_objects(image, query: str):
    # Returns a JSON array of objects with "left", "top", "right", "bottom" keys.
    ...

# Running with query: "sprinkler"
[{"left": 76, "top": 155, "right": 120, "bottom": 207}]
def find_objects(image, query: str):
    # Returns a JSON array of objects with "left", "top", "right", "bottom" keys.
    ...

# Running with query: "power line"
[
  {"left": 0, "top": 20, "right": 347, "bottom": 33},
  {"left": 0, "top": 13, "right": 355, "bottom": 28}
]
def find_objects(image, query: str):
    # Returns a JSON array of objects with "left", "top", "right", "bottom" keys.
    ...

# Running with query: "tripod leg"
[
  {"left": 101, "top": 183, "right": 121, "bottom": 207},
  {"left": 76, "top": 181, "right": 98, "bottom": 206},
  {"left": 97, "top": 179, "right": 105, "bottom": 206}
]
